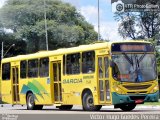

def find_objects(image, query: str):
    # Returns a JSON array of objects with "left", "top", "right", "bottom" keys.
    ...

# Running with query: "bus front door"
[
  {"left": 98, "top": 56, "right": 111, "bottom": 104},
  {"left": 52, "top": 61, "right": 62, "bottom": 103},
  {"left": 12, "top": 66, "right": 20, "bottom": 104}
]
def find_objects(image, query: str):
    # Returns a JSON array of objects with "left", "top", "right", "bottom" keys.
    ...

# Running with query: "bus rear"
[{"left": 110, "top": 42, "right": 159, "bottom": 111}]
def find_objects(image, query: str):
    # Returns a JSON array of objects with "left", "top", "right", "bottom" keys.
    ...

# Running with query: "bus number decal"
[{"left": 83, "top": 75, "right": 94, "bottom": 79}]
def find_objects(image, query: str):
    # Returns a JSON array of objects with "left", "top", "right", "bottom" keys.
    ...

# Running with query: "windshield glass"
[{"left": 112, "top": 53, "right": 157, "bottom": 82}]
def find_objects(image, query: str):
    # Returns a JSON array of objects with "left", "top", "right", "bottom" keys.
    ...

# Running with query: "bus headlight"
[
  {"left": 115, "top": 87, "right": 119, "bottom": 91},
  {"left": 154, "top": 86, "right": 158, "bottom": 90},
  {"left": 151, "top": 85, "right": 159, "bottom": 93},
  {"left": 114, "top": 86, "right": 123, "bottom": 94}
]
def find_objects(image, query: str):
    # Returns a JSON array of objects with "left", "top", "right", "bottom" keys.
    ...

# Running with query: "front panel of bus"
[{"left": 110, "top": 42, "right": 159, "bottom": 105}]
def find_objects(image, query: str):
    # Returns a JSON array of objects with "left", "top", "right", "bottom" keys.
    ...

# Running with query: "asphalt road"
[
  {"left": 0, "top": 104, "right": 160, "bottom": 114},
  {"left": 0, "top": 105, "right": 160, "bottom": 120}
]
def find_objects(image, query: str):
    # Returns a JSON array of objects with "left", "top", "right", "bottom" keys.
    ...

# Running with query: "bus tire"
[
  {"left": 119, "top": 104, "right": 136, "bottom": 111},
  {"left": 26, "top": 93, "right": 36, "bottom": 110},
  {"left": 36, "top": 105, "right": 43, "bottom": 110},
  {"left": 58, "top": 105, "right": 73, "bottom": 110},
  {"left": 82, "top": 91, "right": 102, "bottom": 111}
]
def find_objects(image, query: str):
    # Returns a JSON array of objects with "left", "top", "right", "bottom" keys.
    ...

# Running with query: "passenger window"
[
  {"left": 98, "top": 57, "right": 103, "bottom": 78},
  {"left": 104, "top": 57, "right": 109, "bottom": 78},
  {"left": 39, "top": 58, "right": 49, "bottom": 77},
  {"left": 20, "top": 61, "right": 27, "bottom": 78},
  {"left": 28, "top": 59, "right": 38, "bottom": 78},
  {"left": 82, "top": 51, "right": 95, "bottom": 73},
  {"left": 63, "top": 55, "right": 66, "bottom": 75},
  {"left": 2, "top": 63, "right": 11, "bottom": 80},
  {"left": 66, "top": 53, "right": 80, "bottom": 74}
]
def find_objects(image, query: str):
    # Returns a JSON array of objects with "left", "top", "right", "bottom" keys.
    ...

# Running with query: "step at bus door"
[
  {"left": 12, "top": 66, "right": 20, "bottom": 104},
  {"left": 52, "top": 61, "right": 62, "bottom": 103},
  {"left": 98, "top": 56, "right": 111, "bottom": 103}
]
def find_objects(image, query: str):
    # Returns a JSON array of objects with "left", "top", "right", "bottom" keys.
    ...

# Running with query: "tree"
[
  {"left": 0, "top": 0, "right": 98, "bottom": 53},
  {"left": 115, "top": 12, "right": 160, "bottom": 41},
  {"left": 116, "top": 13, "right": 137, "bottom": 39},
  {"left": 0, "top": 29, "right": 27, "bottom": 59}
]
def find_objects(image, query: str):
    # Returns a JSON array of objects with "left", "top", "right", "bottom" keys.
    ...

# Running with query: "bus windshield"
[{"left": 112, "top": 53, "right": 157, "bottom": 82}]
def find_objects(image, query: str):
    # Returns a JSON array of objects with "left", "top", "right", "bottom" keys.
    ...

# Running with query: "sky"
[{"left": 0, "top": 0, "right": 122, "bottom": 41}]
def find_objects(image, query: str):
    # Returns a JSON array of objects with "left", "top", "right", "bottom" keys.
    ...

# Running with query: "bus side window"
[
  {"left": 20, "top": 60, "right": 27, "bottom": 78},
  {"left": 39, "top": 57, "right": 49, "bottom": 77},
  {"left": 2, "top": 63, "right": 11, "bottom": 80},
  {"left": 63, "top": 55, "right": 65, "bottom": 75},
  {"left": 28, "top": 59, "right": 38, "bottom": 78},
  {"left": 66, "top": 53, "right": 80, "bottom": 74},
  {"left": 82, "top": 51, "right": 95, "bottom": 73},
  {"left": 104, "top": 57, "right": 109, "bottom": 78},
  {"left": 66, "top": 55, "right": 72, "bottom": 74}
]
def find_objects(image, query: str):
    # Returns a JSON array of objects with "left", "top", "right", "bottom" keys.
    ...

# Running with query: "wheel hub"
[
  {"left": 87, "top": 95, "right": 94, "bottom": 107},
  {"left": 28, "top": 95, "right": 34, "bottom": 107},
  {"left": 88, "top": 98, "right": 93, "bottom": 104}
]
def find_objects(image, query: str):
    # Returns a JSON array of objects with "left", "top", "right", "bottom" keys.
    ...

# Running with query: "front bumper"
[{"left": 112, "top": 91, "right": 159, "bottom": 105}]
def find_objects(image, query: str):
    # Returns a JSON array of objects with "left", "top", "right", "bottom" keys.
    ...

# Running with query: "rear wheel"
[
  {"left": 58, "top": 105, "right": 73, "bottom": 110},
  {"left": 27, "top": 93, "right": 36, "bottom": 110},
  {"left": 119, "top": 104, "right": 136, "bottom": 111},
  {"left": 36, "top": 105, "right": 43, "bottom": 110},
  {"left": 82, "top": 91, "right": 102, "bottom": 111},
  {"left": 26, "top": 93, "right": 43, "bottom": 110}
]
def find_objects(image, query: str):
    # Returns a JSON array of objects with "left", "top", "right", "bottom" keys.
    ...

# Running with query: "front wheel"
[
  {"left": 119, "top": 104, "right": 136, "bottom": 111},
  {"left": 82, "top": 91, "right": 102, "bottom": 111}
]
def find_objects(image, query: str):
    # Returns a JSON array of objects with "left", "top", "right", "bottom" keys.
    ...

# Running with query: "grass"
[{"left": 143, "top": 102, "right": 160, "bottom": 105}]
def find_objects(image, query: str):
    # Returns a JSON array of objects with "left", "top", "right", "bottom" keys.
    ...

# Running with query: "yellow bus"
[{"left": 0, "top": 41, "right": 159, "bottom": 111}]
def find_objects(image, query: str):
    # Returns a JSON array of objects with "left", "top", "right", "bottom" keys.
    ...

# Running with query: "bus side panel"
[
  {"left": 1, "top": 80, "right": 13, "bottom": 104},
  {"left": 19, "top": 78, "right": 30, "bottom": 104},
  {"left": 19, "top": 78, "right": 53, "bottom": 105},
  {"left": 62, "top": 74, "right": 97, "bottom": 105},
  {"left": 62, "top": 75, "right": 82, "bottom": 105},
  {"left": 35, "top": 78, "right": 53, "bottom": 105}
]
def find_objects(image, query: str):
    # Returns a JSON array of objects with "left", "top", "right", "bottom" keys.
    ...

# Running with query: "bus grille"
[
  {"left": 127, "top": 91, "right": 147, "bottom": 94},
  {"left": 123, "top": 85, "right": 151, "bottom": 90}
]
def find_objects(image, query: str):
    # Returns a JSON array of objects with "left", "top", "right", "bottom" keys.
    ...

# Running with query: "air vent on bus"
[
  {"left": 139, "top": 91, "right": 147, "bottom": 93},
  {"left": 127, "top": 91, "right": 147, "bottom": 94},
  {"left": 123, "top": 85, "right": 151, "bottom": 90},
  {"left": 127, "top": 92, "right": 136, "bottom": 94}
]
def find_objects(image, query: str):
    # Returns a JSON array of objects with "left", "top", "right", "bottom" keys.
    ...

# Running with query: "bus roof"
[{"left": 1, "top": 40, "right": 151, "bottom": 63}]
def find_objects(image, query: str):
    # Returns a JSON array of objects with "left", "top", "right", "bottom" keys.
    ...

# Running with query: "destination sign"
[
  {"left": 111, "top": 43, "right": 154, "bottom": 52},
  {"left": 120, "top": 45, "right": 146, "bottom": 51}
]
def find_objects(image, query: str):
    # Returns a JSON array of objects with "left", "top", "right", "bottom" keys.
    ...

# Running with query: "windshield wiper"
[
  {"left": 138, "top": 53, "right": 146, "bottom": 63},
  {"left": 122, "top": 52, "right": 133, "bottom": 66},
  {"left": 134, "top": 54, "right": 143, "bottom": 82}
]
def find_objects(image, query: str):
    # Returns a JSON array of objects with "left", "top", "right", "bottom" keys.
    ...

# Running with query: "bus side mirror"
[{"left": 110, "top": 60, "right": 115, "bottom": 67}]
